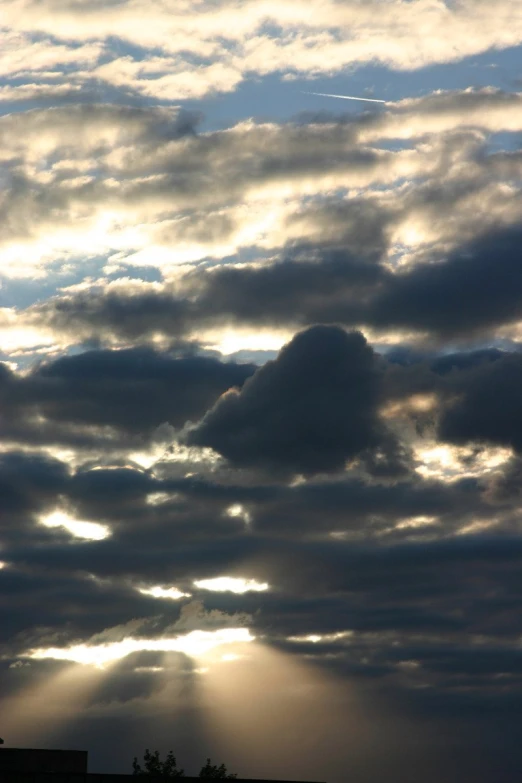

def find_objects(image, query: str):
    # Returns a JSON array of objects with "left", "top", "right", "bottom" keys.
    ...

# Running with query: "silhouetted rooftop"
[{"left": 0, "top": 747, "right": 325, "bottom": 783}]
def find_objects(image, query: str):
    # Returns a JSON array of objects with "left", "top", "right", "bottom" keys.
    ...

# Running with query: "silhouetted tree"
[
  {"left": 198, "top": 758, "right": 237, "bottom": 778},
  {"left": 132, "top": 750, "right": 237, "bottom": 778},
  {"left": 132, "top": 749, "right": 185, "bottom": 777}
]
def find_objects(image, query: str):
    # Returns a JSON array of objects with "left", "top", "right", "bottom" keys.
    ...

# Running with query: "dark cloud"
[
  {"left": 0, "top": 567, "right": 158, "bottom": 649},
  {"left": 429, "top": 348, "right": 505, "bottom": 375},
  {"left": 0, "top": 347, "right": 255, "bottom": 447},
  {"left": 371, "top": 226, "right": 522, "bottom": 338},
  {"left": 192, "top": 224, "right": 522, "bottom": 341},
  {"left": 251, "top": 474, "right": 484, "bottom": 537},
  {"left": 439, "top": 351, "right": 522, "bottom": 451},
  {"left": 31, "top": 243, "right": 384, "bottom": 343},
  {"left": 189, "top": 244, "right": 384, "bottom": 328},
  {"left": 0, "top": 451, "right": 68, "bottom": 523},
  {"left": 29, "top": 224, "right": 522, "bottom": 345},
  {"left": 29, "top": 346, "right": 254, "bottom": 431},
  {"left": 34, "top": 287, "right": 192, "bottom": 343},
  {"left": 187, "top": 326, "right": 407, "bottom": 476}
]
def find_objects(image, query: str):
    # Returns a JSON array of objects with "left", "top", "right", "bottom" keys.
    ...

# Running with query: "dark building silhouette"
[{"left": 0, "top": 747, "right": 325, "bottom": 783}]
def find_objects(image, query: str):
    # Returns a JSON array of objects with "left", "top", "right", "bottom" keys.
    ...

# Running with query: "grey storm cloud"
[
  {"left": 0, "top": 451, "right": 69, "bottom": 522},
  {"left": 186, "top": 325, "right": 407, "bottom": 476},
  {"left": 439, "top": 351, "right": 522, "bottom": 451},
  {"left": 0, "top": 346, "right": 255, "bottom": 447}
]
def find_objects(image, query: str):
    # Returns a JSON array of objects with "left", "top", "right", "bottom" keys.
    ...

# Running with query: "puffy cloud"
[{"left": 187, "top": 326, "right": 407, "bottom": 476}]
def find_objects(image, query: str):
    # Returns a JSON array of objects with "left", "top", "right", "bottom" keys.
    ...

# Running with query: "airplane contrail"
[{"left": 302, "top": 91, "right": 386, "bottom": 104}]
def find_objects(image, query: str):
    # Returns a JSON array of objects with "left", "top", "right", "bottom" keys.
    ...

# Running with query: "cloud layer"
[{"left": 3, "top": 3, "right": 522, "bottom": 782}]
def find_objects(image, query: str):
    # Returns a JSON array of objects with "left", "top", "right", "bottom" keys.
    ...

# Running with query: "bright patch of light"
[
  {"left": 416, "top": 445, "right": 461, "bottom": 474},
  {"left": 128, "top": 443, "right": 169, "bottom": 469},
  {"left": 0, "top": 561, "right": 7, "bottom": 569},
  {"left": 146, "top": 491, "right": 179, "bottom": 506},
  {"left": 194, "top": 577, "right": 269, "bottom": 594},
  {"left": 395, "top": 515, "right": 437, "bottom": 530},
  {"left": 397, "top": 660, "right": 421, "bottom": 671},
  {"left": 0, "top": 316, "right": 57, "bottom": 351},
  {"left": 287, "top": 631, "right": 353, "bottom": 644},
  {"left": 381, "top": 393, "right": 438, "bottom": 419},
  {"left": 457, "top": 519, "right": 499, "bottom": 536},
  {"left": 221, "top": 653, "right": 243, "bottom": 662},
  {"left": 201, "top": 327, "right": 291, "bottom": 356},
  {"left": 28, "top": 628, "right": 255, "bottom": 667},
  {"left": 138, "top": 585, "right": 191, "bottom": 600},
  {"left": 396, "top": 222, "right": 427, "bottom": 248},
  {"left": 153, "top": 440, "right": 221, "bottom": 467},
  {"left": 225, "top": 504, "right": 251, "bottom": 525},
  {"left": 42, "top": 446, "right": 77, "bottom": 464},
  {"left": 415, "top": 443, "right": 512, "bottom": 481},
  {"left": 40, "top": 511, "right": 110, "bottom": 541}
]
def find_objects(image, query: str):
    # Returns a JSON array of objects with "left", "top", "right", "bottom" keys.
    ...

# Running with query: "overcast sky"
[{"left": 2, "top": 2, "right": 522, "bottom": 781}]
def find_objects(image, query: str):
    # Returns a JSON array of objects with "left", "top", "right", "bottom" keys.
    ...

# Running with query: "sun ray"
[{"left": 0, "top": 662, "right": 113, "bottom": 746}]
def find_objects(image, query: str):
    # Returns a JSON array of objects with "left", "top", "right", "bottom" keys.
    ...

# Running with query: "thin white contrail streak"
[{"left": 303, "top": 91, "right": 386, "bottom": 104}]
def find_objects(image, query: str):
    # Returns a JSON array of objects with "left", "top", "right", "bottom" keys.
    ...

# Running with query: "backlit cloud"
[
  {"left": 2, "top": 3, "right": 522, "bottom": 781},
  {"left": 193, "top": 577, "right": 269, "bottom": 594},
  {"left": 138, "top": 585, "right": 191, "bottom": 600},
  {"left": 3, "top": 1, "right": 522, "bottom": 102},
  {"left": 27, "top": 627, "right": 255, "bottom": 667},
  {"left": 40, "top": 510, "right": 111, "bottom": 541}
]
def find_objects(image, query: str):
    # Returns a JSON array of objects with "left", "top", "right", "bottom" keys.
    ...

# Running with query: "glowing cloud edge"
[
  {"left": 25, "top": 628, "right": 255, "bottom": 667},
  {"left": 193, "top": 577, "right": 269, "bottom": 594}
]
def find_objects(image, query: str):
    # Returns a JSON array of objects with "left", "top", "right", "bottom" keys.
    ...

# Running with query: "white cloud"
[
  {"left": 414, "top": 443, "right": 512, "bottom": 482},
  {"left": 138, "top": 585, "right": 191, "bottom": 600},
  {"left": 3, "top": 1, "right": 522, "bottom": 101},
  {"left": 194, "top": 576, "right": 270, "bottom": 593},
  {"left": 287, "top": 631, "right": 353, "bottom": 643},
  {"left": 39, "top": 510, "right": 111, "bottom": 541}
]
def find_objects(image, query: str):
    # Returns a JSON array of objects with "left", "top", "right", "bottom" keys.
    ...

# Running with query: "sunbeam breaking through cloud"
[
  {"left": 26, "top": 629, "right": 255, "bottom": 668},
  {"left": 2, "top": 2, "right": 522, "bottom": 782}
]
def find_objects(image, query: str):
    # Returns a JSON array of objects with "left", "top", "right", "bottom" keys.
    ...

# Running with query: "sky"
[{"left": 2, "top": 1, "right": 522, "bottom": 781}]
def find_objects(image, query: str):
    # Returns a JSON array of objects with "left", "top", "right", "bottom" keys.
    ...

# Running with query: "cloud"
[
  {"left": 3, "top": 2, "right": 522, "bottom": 775},
  {"left": 28, "top": 222, "right": 522, "bottom": 348},
  {"left": 370, "top": 225, "right": 522, "bottom": 339},
  {"left": 187, "top": 326, "right": 408, "bottom": 477},
  {"left": 2, "top": 91, "right": 522, "bottom": 286},
  {"left": 439, "top": 351, "right": 522, "bottom": 452},
  {"left": 3, "top": 1, "right": 522, "bottom": 101},
  {"left": 0, "top": 451, "right": 69, "bottom": 524},
  {"left": 0, "top": 346, "right": 255, "bottom": 451}
]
